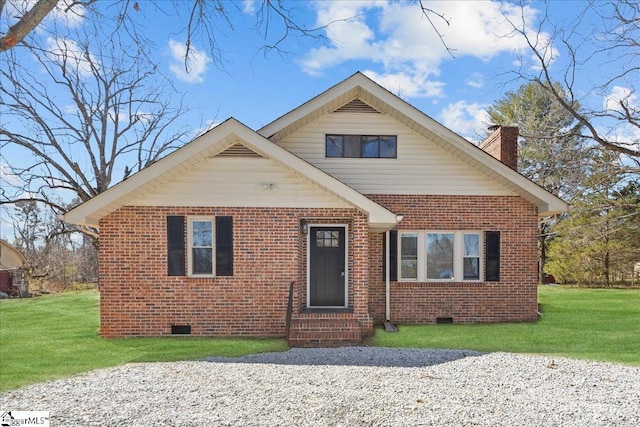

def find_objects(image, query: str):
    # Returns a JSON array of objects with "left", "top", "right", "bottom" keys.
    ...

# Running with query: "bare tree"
[
  {"left": 1, "top": 1, "right": 456, "bottom": 67},
  {"left": 0, "top": 17, "right": 191, "bottom": 236},
  {"left": 505, "top": 0, "right": 640, "bottom": 163},
  {"left": 0, "top": 0, "right": 330, "bottom": 62}
]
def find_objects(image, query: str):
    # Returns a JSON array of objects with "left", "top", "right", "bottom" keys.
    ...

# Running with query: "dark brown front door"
[{"left": 309, "top": 226, "right": 346, "bottom": 307}]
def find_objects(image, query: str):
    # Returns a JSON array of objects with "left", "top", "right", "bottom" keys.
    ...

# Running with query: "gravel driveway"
[{"left": 2, "top": 347, "right": 639, "bottom": 426}]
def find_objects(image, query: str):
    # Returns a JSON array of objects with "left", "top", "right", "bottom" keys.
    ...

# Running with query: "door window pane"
[
  {"left": 316, "top": 230, "right": 339, "bottom": 247},
  {"left": 426, "top": 233, "right": 454, "bottom": 279}
]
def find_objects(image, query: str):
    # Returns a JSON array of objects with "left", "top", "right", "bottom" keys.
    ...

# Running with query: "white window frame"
[
  {"left": 398, "top": 231, "right": 483, "bottom": 282},
  {"left": 187, "top": 217, "right": 215, "bottom": 277}
]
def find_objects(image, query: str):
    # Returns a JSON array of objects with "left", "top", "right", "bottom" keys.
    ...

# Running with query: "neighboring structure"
[
  {"left": 61, "top": 73, "right": 567, "bottom": 346},
  {"left": 0, "top": 240, "right": 29, "bottom": 297}
]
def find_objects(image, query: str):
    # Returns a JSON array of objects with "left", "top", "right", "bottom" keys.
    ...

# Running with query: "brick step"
[{"left": 288, "top": 318, "right": 363, "bottom": 347}]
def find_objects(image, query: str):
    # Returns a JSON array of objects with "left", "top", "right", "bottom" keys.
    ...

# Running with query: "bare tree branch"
[
  {"left": 502, "top": 1, "right": 640, "bottom": 161},
  {"left": 0, "top": 0, "right": 58, "bottom": 52},
  {"left": 0, "top": 18, "right": 193, "bottom": 238},
  {"left": 418, "top": 0, "right": 455, "bottom": 57}
]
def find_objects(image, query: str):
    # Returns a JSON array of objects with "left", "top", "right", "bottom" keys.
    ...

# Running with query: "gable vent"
[
  {"left": 334, "top": 99, "right": 380, "bottom": 113},
  {"left": 215, "top": 144, "right": 263, "bottom": 158}
]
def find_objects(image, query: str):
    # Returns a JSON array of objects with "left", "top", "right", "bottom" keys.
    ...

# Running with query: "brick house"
[{"left": 62, "top": 72, "right": 567, "bottom": 346}]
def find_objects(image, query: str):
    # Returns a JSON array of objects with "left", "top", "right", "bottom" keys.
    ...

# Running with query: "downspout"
[
  {"left": 385, "top": 230, "right": 390, "bottom": 322},
  {"left": 384, "top": 215, "right": 402, "bottom": 332}
]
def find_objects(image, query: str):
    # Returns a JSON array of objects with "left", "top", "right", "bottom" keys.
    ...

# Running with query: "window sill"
[
  {"left": 300, "top": 307, "right": 353, "bottom": 314},
  {"left": 395, "top": 281, "right": 487, "bottom": 288}
]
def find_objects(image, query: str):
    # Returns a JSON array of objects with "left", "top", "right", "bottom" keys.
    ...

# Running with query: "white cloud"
[
  {"left": 168, "top": 39, "right": 211, "bottom": 84},
  {"left": 242, "top": 0, "right": 257, "bottom": 14},
  {"left": 0, "top": 163, "right": 23, "bottom": 187},
  {"left": 45, "top": 36, "right": 98, "bottom": 77},
  {"left": 301, "top": 1, "right": 547, "bottom": 98},
  {"left": 193, "top": 119, "right": 223, "bottom": 138},
  {"left": 440, "top": 101, "right": 490, "bottom": 141},
  {"left": 363, "top": 70, "right": 445, "bottom": 99},
  {"left": 466, "top": 73, "right": 485, "bottom": 89},
  {"left": 604, "top": 86, "right": 639, "bottom": 115},
  {"left": 50, "top": 0, "right": 86, "bottom": 28}
]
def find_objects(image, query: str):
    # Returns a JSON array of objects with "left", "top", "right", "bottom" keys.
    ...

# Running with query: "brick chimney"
[{"left": 479, "top": 125, "right": 519, "bottom": 171}]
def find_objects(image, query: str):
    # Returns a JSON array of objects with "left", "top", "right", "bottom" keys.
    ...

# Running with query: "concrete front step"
[{"left": 288, "top": 317, "right": 363, "bottom": 347}]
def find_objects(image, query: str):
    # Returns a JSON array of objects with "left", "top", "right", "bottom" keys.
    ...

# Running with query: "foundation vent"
[
  {"left": 436, "top": 317, "right": 454, "bottom": 324},
  {"left": 171, "top": 325, "right": 192, "bottom": 335}
]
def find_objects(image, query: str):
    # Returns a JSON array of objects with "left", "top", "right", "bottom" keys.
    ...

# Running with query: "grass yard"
[
  {"left": 0, "top": 291, "right": 287, "bottom": 392},
  {"left": 368, "top": 286, "right": 640, "bottom": 365},
  {"left": 1, "top": 287, "right": 639, "bottom": 392}
]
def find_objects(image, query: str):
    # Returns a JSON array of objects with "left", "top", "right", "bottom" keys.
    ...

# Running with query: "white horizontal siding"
[
  {"left": 130, "top": 157, "right": 351, "bottom": 208},
  {"left": 275, "top": 112, "right": 516, "bottom": 196}
]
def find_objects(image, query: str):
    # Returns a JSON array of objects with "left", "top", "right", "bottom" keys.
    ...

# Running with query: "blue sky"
[
  {"left": 1, "top": 0, "right": 636, "bottom": 240},
  {"left": 147, "top": 0, "right": 579, "bottom": 138}
]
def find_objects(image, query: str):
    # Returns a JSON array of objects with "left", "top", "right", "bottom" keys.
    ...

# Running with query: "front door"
[{"left": 309, "top": 226, "right": 346, "bottom": 307}]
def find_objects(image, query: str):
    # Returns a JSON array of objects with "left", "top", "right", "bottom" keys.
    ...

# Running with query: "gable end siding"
[{"left": 275, "top": 112, "right": 516, "bottom": 196}]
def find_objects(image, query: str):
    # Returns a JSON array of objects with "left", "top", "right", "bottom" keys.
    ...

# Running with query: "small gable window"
[{"left": 326, "top": 135, "right": 397, "bottom": 158}]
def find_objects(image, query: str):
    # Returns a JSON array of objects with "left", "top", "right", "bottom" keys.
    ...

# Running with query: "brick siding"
[
  {"left": 99, "top": 194, "right": 539, "bottom": 340},
  {"left": 367, "top": 195, "right": 539, "bottom": 324},
  {"left": 99, "top": 206, "right": 370, "bottom": 338}
]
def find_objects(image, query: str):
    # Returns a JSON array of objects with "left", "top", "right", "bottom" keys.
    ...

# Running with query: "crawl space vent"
[
  {"left": 436, "top": 317, "right": 454, "bottom": 324},
  {"left": 171, "top": 325, "right": 191, "bottom": 335}
]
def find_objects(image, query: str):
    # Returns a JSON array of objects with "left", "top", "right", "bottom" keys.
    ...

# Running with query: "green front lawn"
[
  {"left": 368, "top": 286, "right": 640, "bottom": 365},
  {"left": 2, "top": 287, "right": 638, "bottom": 392},
  {"left": 0, "top": 291, "right": 287, "bottom": 392}
]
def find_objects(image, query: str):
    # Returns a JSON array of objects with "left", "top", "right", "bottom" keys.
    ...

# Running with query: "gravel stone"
[{"left": 2, "top": 348, "right": 639, "bottom": 426}]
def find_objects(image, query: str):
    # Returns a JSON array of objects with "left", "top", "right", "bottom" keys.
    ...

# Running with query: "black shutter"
[
  {"left": 167, "top": 216, "right": 185, "bottom": 276},
  {"left": 382, "top": 230, "right": 398, "bottom": 281},
  {"left": 485, "top": 231, "right": 500, "bottom": 281},
  {"left": 216, "top": 216, "right": 233, "bottom": 276}
]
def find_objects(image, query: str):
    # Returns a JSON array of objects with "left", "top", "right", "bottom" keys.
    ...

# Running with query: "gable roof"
[
  {"left": 259, "top": 72, "right": 568, "bottom": 217},
  {"left": 61, "top": 118, "right": 399, "bottom": 231}
]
